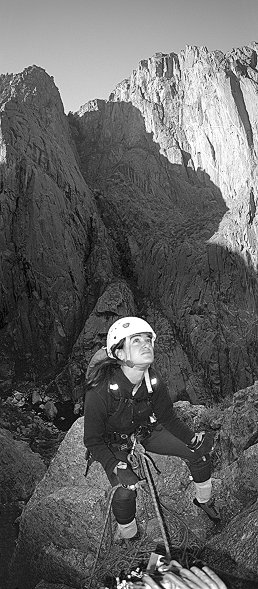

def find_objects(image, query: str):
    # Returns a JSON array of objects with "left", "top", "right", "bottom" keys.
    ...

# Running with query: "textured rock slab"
[
  {"left": 10, "top": 414, "right": 213, "bottom": 588},
  {"left": 10, "top": 400, "right": 258, "bottom": 588},
  {"left": 219, "top": 382, "right": 258, "bottom": 464},
  {"left": 35, "top": 583, "right": 75, "bottom": 589},
  {"left": 0, "top": 427, "right": 46, "bottom": 503},
  {"left": 204, "top": 501, "right": 258, "bottom": 582}
]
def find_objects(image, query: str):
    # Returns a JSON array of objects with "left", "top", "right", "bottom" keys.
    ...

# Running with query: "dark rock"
[
  {"left": 0, "top": 428, "right": 46, "bottom": 503},
  {"left": 0, "top": 66, "right": 119, "bottom": 378},
  {"left": 43, "top": 400, "right": 58, "bottom": 421},
  {"left": 204, "top": 501, "right": 258, "bottom": 583},
  {"left": 219, "top": 382, "right": 258, "bottom": 464},
  {"left": 35, "top": 583, "right": 76, "bottom": 589}
]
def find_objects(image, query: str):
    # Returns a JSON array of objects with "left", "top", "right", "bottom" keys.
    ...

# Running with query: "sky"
[{"left": 1, "top": 0, "right": 258, "bottom": 114}]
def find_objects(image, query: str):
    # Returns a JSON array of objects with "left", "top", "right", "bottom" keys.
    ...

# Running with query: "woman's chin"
[{"left": 139, "top": 354, "right": 154, "bottom": 365}]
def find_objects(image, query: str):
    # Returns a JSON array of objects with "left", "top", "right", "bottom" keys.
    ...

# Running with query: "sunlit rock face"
[
  {"left": 110, "top": 43, "right": 258, "bottom": 271},
  {"left": 72, "top": 44, "right": 258, "bottom": 399},
  {"left": 110, "top": 44, "right": 258, "bottom": 233}
]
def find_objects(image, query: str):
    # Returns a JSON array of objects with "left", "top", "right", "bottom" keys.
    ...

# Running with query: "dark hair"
[{"left": 86, "top": 338, "right": 125, "bottom": 389}]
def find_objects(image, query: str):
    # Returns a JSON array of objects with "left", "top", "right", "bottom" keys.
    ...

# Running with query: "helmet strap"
[
  {"left": 123, "top": 336, "right": 133, "bottom": 366},
  {"left": 124, "top": 359, "right": 135, "bottom": 368}
]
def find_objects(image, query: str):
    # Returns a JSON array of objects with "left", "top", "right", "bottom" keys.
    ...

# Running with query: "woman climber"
[{"left": 83, "top": 316, "right": 220, "bottom": 541}]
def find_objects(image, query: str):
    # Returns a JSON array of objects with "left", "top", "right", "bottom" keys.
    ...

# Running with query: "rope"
[
  {"left": 86, "top": 484, "right": 121, "bottom": 589},
  {"left": 131, "top": 444, "right": 204, "bottom": 567},
  {"left": 86, "top": 443, "right": 204, "bottom": 587},
  {"left": 138, "top": 452, "right": 171, "bottom": 560}
]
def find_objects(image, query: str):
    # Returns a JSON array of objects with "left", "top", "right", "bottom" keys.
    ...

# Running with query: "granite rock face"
[
  {"left": 0, "top": 67, "right": 121, "bottom": 383},
  {"left": 110, "top": 44, "right": 258, "bottom": 218}
]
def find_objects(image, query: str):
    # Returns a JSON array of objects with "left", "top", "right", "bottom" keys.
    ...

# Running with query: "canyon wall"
[
  {"left": 0, "top": 67, "right": 124, "bottom": 386},
  {"left": 1, "top": 44, "right": 258, "bottom": 402},
  {"left": 72, "top": 44, "right": 258, "bottom": 399}
]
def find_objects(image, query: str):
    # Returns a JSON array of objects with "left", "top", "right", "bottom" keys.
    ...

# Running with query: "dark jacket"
[{"left": 84, "top": 366, "right": 194, "bottom": 478}]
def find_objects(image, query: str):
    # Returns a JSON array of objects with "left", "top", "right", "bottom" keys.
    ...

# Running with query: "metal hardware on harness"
[
  {"left": 84, "top": 448, "right": 93, "bottom": 477},
  {"left": 127, "top": 436, "right": 137, "bottom": 467}
]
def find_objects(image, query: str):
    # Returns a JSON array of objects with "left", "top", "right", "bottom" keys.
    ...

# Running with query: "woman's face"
[{"left": 124, "top": 332, "right": 154, "bottom": 366}]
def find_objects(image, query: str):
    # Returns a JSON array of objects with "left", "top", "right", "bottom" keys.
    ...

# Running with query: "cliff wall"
[
  {"left": 0, "top": 67, "right": 121, "bottom": 382},
  {"left": 1, "top": 45, "right": 258, "bottom": 402},
  {"left": 72, "top": 44, "right": 258, "bottom": 399}
]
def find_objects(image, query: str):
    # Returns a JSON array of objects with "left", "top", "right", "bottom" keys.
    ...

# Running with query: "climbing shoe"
[
  {"left": 193, "top": 498, "right": 221, "bottom": 522},
  {"left": 126, "top": 528, "right": 142, "bottom": 543},
  {"left": 114, "top": 518, "right": 141, "bottom": 543},
  {"left": 114, "top": 527, "right": 142, "bottom": 545}
]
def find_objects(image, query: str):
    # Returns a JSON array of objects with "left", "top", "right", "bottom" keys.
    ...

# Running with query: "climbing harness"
[{"left": 84, "top": 370, "right": 158, "bottom": 478}]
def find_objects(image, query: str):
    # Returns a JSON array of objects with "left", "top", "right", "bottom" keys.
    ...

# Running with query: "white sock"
[
  {"left": 117, "top": 518, "right": 137, "bottom": 539},
  {"left": 194, "top": 479, "right": 212, "bottom": 503}
]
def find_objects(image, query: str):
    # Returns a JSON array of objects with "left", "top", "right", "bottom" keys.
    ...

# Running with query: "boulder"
[
  {"left": 10, "top": 395, "right": 258, "bottom": 588},
  {"left": 10, "top": 413, "right": 213, "bottom": 589},
  {"left": 0, "top": 427, "right": 46, "bottom": 503},
  {"left": 219, "top": 382, "right": 258, "bottom": 464},
  {"left": 203, "top": 501, "right": 258, "bottom": 585}
]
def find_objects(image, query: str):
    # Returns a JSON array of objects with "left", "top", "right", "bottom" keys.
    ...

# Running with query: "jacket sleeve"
[
  {"left": 84, "top": 385, "right": 119, "bottom": 478},
  {"left": 152, "top": 374, "right": 194, "bottom": 444}
]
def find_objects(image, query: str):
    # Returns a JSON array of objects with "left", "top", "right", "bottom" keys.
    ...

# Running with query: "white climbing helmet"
[{"left": 107, "top": 316, "right": 156, "bottom": 358}]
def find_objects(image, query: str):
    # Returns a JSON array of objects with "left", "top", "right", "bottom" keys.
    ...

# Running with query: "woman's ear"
[{"left": 115, "top": 348, "right": 126, "bottom": 361}]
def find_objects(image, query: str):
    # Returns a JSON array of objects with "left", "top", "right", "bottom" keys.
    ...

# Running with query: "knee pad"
[
  {"left": 112, "top": 486, "right": 136, "bottom": 524},
  {"left": 194, "top": 479, "right": 212, "bottom": 503},
  {"left": 189, "top": 454, "right": 211, "bottom": 483},
  {"left": 117, "top": 518, "right": 138, "bottom": 539}
]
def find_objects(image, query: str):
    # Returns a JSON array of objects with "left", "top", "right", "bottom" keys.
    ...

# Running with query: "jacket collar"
[{"left": 112, "top": 367, "right": 146, "bottom": 396}]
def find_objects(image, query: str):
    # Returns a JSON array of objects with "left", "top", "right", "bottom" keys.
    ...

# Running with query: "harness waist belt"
[{"left": 105, "top": 424, "right": 156, "bottom": 448}]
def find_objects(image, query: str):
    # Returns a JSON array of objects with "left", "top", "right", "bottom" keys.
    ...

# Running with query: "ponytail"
[
  {"left": 85, "top": 337, "right": 125, "bottom": 389},
  {"left": 86, "top": 356, "right": 118, "bottom": 389}
]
